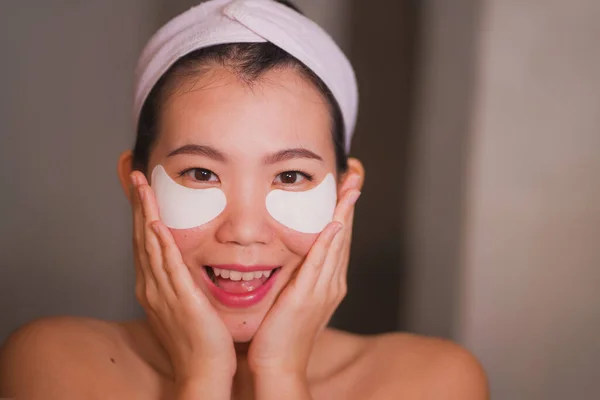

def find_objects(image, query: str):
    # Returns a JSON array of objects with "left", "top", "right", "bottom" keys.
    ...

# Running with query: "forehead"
[{"left": 156, "top": 67, "right": 334, "bottom": 160}]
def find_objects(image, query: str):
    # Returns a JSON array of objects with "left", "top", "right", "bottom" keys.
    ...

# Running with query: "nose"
[{"left": 214, "top": 186, "right": 272, "bottom": 246}]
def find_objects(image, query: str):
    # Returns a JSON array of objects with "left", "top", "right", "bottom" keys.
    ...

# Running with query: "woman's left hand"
[{"left": 247, "top": 175, "right": 362, "bottom": 384}]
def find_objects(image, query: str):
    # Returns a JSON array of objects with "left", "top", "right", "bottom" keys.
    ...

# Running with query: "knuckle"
[
  {"left": 339, "top": 282, "right": 348, "bottom": 298},
  {"left": 143, "top": 238, "right": 153, "bottom": 254},
  {"left": 135, "top": 288, "right": 148, "bottom": 308},
  {"left": 144, "top": 286, "right": 160, "bottom": 308},
  {"left": 135, "top": 287, "right": 143, "bottom": 301},
  {"left": 326, "top": 296, "right": 339, "bottom": 311},
  {"left": 135, "top": 279, "right": 145, "bottom": 293},
  {"left": 133, "top": 231, "right": 143, "bottom": 245},
  {"left": 339, "top": 289, "right": 347, "bottom": 302},
  {"left": 135, "top": 291, "right": 147, "bottom": 308},
  {"left": 163, "top": 261, "right": 173, "bottom": 275}
]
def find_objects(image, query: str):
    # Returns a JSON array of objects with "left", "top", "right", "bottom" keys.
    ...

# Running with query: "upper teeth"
[{"left": 212, "top": 268, "right": 273, "bottom": 281}]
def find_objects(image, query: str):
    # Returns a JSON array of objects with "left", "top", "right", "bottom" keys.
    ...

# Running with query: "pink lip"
[{"left": 201, "top": 265, "right": 281, "bottom": 308}]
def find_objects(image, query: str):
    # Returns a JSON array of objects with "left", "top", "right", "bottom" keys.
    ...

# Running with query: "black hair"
[{"left": 133, "top": 0, "right": 347, "bottom": 176}]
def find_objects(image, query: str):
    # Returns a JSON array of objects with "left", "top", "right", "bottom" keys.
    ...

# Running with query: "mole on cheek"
[{"left": 110, "top": 357, "right": 116, "bottom": 364}]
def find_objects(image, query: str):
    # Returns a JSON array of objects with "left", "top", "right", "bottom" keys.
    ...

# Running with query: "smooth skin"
[{"left": 0, "top": 67, "right": 488, "bottom": 399}]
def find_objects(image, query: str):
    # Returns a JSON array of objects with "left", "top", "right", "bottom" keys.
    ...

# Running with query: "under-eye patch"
[
  {"left": 151, "top": 165, "right": 227, "bottom": 229},
  {"left": 151, "top": 165, "right": 336, "bottom": 233},
  {"left": 266, "top": 174, "right": 337, "bottom": 234}
]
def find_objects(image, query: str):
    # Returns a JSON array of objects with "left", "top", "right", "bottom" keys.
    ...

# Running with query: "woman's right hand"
[{"left": 129, "top": 171, "right": 236, "bottom": 391}]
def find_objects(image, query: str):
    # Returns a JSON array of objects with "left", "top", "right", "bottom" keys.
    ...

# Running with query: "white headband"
[{"left": 133, "top": 0, "right": 358, "bottom": 154}]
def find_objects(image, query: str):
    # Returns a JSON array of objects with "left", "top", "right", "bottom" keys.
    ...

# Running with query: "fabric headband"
[{"left": 133, "top": 0, "right": 359, "bottom": 154}]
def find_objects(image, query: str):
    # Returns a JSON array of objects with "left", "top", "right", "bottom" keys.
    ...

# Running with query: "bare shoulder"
[
  {"left": 362, "top": 332, "right": 489, "bottom": 400},
  {"left": 313, "top": 329, "right": 487, "bottom": 400},
  {"left": 0, "top": 316, "right": 153, "bottom": 399}
]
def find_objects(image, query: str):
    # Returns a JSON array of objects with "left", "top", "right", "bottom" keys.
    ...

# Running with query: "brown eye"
[
  {"left": 280, "top": 171, "right": 299, "bottom": 184},
  {"left": 183, "top": 168, "right": 218, "bottom": 182},
  {"left": 194, "top": 169, "right": 212, "bottom": 181},
  {"left": 274, "top": 171, "right": 312, "bottom": 186}
]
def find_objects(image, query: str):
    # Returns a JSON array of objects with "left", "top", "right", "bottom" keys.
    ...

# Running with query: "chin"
[{"left": 221, "top": 312, "right": 265, "bottom": 343}]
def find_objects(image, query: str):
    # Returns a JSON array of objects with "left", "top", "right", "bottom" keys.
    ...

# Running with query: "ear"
[
  {"left": 338, "top": 157, "right": 365, "bottom": 196},
  {"left": 117, "top": 150, "right": 135, "bottom": 203}
]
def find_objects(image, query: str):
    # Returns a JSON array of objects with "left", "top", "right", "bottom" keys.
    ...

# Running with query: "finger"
[
  {"left": 129, "top": 172, "right": 158, "bottom": 284},
  {"left": 337, "top": 191, "right": 357, "bottom": 272},
  {"left": 294, "top": 221, "right": 343, "bottom": 291},
  {"left": 339, "top": 173, "right": 362, "bottom": 196},
  {"left": 138, "top": 184, "right": 177, "bottom": 305},
  {"left": 151, "top": 220, "right": 209, "bottom": 305},
  {"left": 132, "top": 241, "right": 147, "bottom": 304},
  {"left": 131, "top": 170, "right": 149, "bottom": 187},
  {"left": 334, "top": 206, "right": 355, "bottom": 296},
  {"left": 335, "top": 182, "right": 360, "bottom": 284},
  {"left": 316, "top": 190, "right": 360, "bottom": 289},
  {"left": 138, "top": 182, "right": 161, "bottom": 223},
  {"left": 130, "top": 172, "right": 153, "bottom": 303},
  {"left": 135, "top": 175, "right": 174, "bottom": 300},
  {"left": 339, "top": 207, "right": 355, "bottom": 276},
  {"left": 131, "top": 172, "right": 167, "bottom": 307},
  {"left": 333, "top": 189, "right": 361, "bottom": 225}
]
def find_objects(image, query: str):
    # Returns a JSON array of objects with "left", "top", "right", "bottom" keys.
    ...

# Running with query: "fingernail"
[
  {"left": 348, "top": 174, "right": 361, "bottom": 189},
  {"left": 151, "top": 222, "right": 160, "bottom": 234},
  {"left": 333, "top": 222, "right": 343, "bottom": 234}
]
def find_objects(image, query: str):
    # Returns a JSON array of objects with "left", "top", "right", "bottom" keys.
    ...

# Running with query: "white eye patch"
[
  {"left": 150, "top": 165, "right": 226, "bottom": 229},
  {"left": 151, "top": 165, "right": 337, "bottom": 234},
  {"left": 266, "top": 174, "right": 337, "bottom": 234}
]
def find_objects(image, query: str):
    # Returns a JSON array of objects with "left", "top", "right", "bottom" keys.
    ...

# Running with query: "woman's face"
[{"left": 146, "top": 66, "right": 339, "bottom": 342}]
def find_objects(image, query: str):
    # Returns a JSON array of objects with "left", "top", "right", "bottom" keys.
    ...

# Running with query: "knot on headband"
[{"left": 133, "top": 0, "right": 358, "bottom": 153}]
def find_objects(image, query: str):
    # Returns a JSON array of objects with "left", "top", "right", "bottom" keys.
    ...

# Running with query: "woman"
[{"left": 0, "top": 0, "right": 487, "bottom": 398}]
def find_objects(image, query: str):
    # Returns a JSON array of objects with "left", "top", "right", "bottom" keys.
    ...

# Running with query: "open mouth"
[{"left": 204, "top": 266, "right": 281, "bottom": 294}]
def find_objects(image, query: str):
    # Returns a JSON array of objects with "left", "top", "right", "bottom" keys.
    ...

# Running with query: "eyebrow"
[
  {"left": 167, "top": 144, "right": 323, "bottom": 164},
  {"left": 263, "top": 148, "right": 324, "bottom": 164},
  {"left": 167, "top": 144, "right": 227, "bottom": 162}
]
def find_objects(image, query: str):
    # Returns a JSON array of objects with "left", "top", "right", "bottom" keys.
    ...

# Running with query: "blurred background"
[{"left": 1, "top": 1, "right": 599, "bottom": 399}]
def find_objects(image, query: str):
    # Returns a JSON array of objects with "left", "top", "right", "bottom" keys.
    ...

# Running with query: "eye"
[
  {"left": 180, "top": 168, "right": 219, "bottom": 183},
  {"left": 274, "top": 171, "right": 313, "bottom": 185}
]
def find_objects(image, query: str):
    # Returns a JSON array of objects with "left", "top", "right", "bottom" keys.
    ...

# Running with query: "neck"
[
  {"left": 231, "top": 342, "right": 255, "bottom": 400},
  {"left": 134, "top": 319, "right": 256, "bottom": 398}
]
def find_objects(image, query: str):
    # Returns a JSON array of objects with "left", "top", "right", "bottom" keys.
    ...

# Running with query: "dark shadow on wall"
[{"left": 329, "top": 0, "right": 421, "bottom": 334}]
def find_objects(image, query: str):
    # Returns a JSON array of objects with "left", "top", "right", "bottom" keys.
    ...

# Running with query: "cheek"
[
  {"left": 275, "top": 224, "right": 319, "bottom": 257},
  {"left": 169, "top": 225, "right": 212, "bottom": 260}
]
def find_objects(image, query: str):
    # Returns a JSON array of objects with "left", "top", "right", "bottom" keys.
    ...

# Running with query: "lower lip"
[{"left": 201, "top": 267, "right": 280, "bottom": 308}]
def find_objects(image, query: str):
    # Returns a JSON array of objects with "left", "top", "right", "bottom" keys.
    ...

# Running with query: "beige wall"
[
  {"left": 407, "top": 0, "right": 600, "bottom": 397},
  {"left": 162, "top": 0, "right": 351, "bottom": 52},
  {"left": 293, "top": 0, "right": 351, "bottom": 52},
  {"left": 458, "top": 0, "right": 600, "bottom": 398},
  {"left": 0, "top": 1, "right": 161, "bottom": 342},
  {"left": 403, "top": 0, "right": 480, "bottom": 338}
]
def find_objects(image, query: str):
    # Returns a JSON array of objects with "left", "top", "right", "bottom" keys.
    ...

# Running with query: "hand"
[
  {"left": 129, "top": 171, "right": 236, "bottom": 386},
  {"left": 247, "top": 174, "right": 361, "bottom": 379}
]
